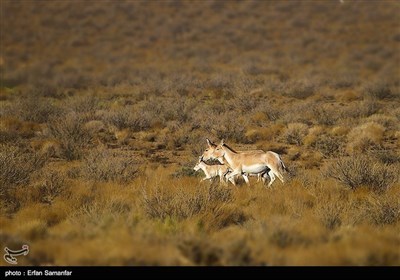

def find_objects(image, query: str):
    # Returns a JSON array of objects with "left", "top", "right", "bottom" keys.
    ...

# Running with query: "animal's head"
[
  {"left": 201, "top": 138, "right": 218, "bottom": 161},
  {"left": 213, "top": 139, "right": 226, "bottom": 158},
  {"left": 193, "top": 156, "right": 203, "bottom": 171}
]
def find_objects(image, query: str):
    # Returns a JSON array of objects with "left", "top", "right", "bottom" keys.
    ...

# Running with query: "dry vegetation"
[{"left": 1, "top": 0, "right": 399, "bottom": 266}]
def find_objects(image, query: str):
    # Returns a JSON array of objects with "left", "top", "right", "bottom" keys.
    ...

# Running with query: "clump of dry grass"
[
  {"left": 141, "top": 183, "right": 233, "bottom": 221},
  {"left": 281, "top": 80, "right": 316, "bottom": 99},
  {"left": 0, "top": 144, "right": 43, "bottom": 187},
  {"left": 325, "top": 155, "right": 398, "bottom": 193},
  {"left": 0, "top": 144, "right": 45, "bottom": 213},
  {"left": 304, "top": 127, "right": 344, "bottom": 158},
  {"left": 83, "top": 148, "right": 139, "bottom": 183},
  {"left": 47, "top": 113, "right": 92, "bottom": 160},
  {"left": 363, "top": 82, "right": 393, "bottom": 100},
  {"left": 346, "top": 122, "right": 385, "bottom": 153},
  {"left": 36, "top": 171, "right": 66, "bottom": 205},
  {"left": 281, "top": 123, "right": 308, "bottom": 145}
]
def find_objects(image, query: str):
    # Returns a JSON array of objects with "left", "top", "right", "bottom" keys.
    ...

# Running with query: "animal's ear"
[{"left": 206, "top": 138, "right": 213, "bottom": 147}]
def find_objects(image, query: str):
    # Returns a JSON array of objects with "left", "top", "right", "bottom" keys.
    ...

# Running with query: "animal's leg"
[
  {"left": 270, "top": 167, "right": 285, "bottom": 184},
  {"left": 242, "top": 174, "right": 250, "bottom": 186},
  {"left": 267, "top": 170, "right": 275, "bottom": 187},
  {"left": 201, "top": 177, "right": 211, "bottom": 182},
  {"left": 226, "top": 170, "right": 241, "bottom": 187}
]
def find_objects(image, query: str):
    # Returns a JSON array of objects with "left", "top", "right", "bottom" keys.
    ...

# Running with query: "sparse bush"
[
  {"left": 341, "top": 100, "right": 380, "bottom": 119},
  {"left": 312, "top": 106, "right": 339, "bottom": 126},
  {"left": 83, "top": 148, "right": 139, "bottom": 183},
  {"left": 326, "top": 155, "right": 398, "bottom": 193},
  {"left": 367, "top": 149, "right": 400, "bottom": 164},
  {"left": 200, "top": 203, "right": 249, "bottom": 231},
  {"left": 0, "top": 144, "right": 45, "bottom": 190},
  {"left": 141, "top": 184, "right": 233, "bottom": 220},
  {"left": 346, "top": 122, "right": 385, "bottom": 153},
  {"left": 369, "top": 200, "right": 400, "bottom": 226},
  {"left": 106, "top": 107, "right": 151, "bottom": 132},
  {"left": 47, "top": 113, "right": 92, "bottom": 160},
  {"left": 310, "top": 134, "right": 344, "bottom": 158},
  {"left": 0, "top": 144, "right": 45, "bottom": 213},
  {"left": 281, "top": 80, "right": 316, "bottom": 99},
  {"left": 3, "top": 96, "right": 62, "bottom": 124},
  {"left": 331, "top": 75, "right": 358, "bottom": 89},
  {"left": 68, "top": 95, "right": 100, "bottom": 115},
  {"left": 364, "top": 82, "right": 392, "bottom": 100},
  {"left": 281, "top": 123, "right": 308, "bottom": 145},
  {"left": 178, "top": 238, "right": 223, "bottom": 265},
  {"left": 269, "top": 229, "right": 310, "bottom": 248},
  {"left": 37, "top": 171, "right": 66, "bottom": 204}
]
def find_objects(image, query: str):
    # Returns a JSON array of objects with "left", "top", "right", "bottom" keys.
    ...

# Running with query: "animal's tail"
[{"left": 279, "top": 155, "right": 288, "bottom": 173}]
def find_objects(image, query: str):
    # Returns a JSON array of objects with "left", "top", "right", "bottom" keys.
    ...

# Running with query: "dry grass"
[{"left": 1, "top": 0, "right": 399, "bottom": 266}]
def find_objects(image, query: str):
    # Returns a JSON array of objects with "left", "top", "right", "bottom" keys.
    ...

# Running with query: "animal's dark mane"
[{"left": 222, "top": 143, "right": 237, "bottom": 153}]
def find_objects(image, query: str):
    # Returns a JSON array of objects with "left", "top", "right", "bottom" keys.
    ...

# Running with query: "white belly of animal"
[
  {"left": 242, "top": 164, "right": 268, "bottom": 174},
  {"left": 209, "top": 170, "right": 219, "bottom": 177}
]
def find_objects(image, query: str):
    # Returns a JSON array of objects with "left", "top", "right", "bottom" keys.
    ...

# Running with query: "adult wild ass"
[
  {"left": 203, "top": 139, "right": 286, "bottom": 187},
  {"left": 203, "top": 139, "right": 270, "bottom": 185}
]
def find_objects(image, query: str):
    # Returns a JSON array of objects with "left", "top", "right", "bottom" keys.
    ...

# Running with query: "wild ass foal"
[
  {"left": 203, "top": 139, "right": 286, "bottom": 187},
  {"left": 193, "top": 156, "right": 232, "bottom": 184},
  {"left": 203, "top": 139, "right": 270, "bottom": 185}
]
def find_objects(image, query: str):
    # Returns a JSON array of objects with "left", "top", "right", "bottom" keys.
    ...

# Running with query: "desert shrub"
[
  {"left": 281, "top": 123, "right": 308, "bottom": 145},
  {"left": 341, "top": 100, "right": 380, "bottom": 119},
  {"left": 0, "top": 144, "right": 45, "bottom": 190},
  {"left": 47, "top": 113, "right": 92, "bottom": 160},
  {"left": 160, "top": 98, "right": 194, "bottom": 124},
  {"left": 331, "top": 75, "right": 358, "bottom": 89},
  {"left": 0, "top": 129, "right": 20, "bottom": 143},
  {"left": 106, "top": 107, "right": 151, "bottom": 132},
  {"left": 0, "top": 144, "right": 45, "bottom": 213},
  {"left": 312, "top": 106, "right": 339, "bottom": 126},
  {"left": 256, "top": 102, "right": 282, "bottom": 121},
  {"left": 199, "top": 204, "right": 249, "bottom": 231},
  {"left": 281, "top": 80, "right": 316, "bottom": 99},
  {"left": 364, "top": 82, "right": 392, "bottom": 100},
  {"left": 68, "top": 95, "right": 100, "bottom": 115},
  {"left": 3, "top": 96, "right": 62, "bottom": 123},
  {"left": 325, "top": 155, "right": 398, "bottom": 193},
  {"left": 178, "top": 238, "right": 223, "bottom": 265},
  {"left": 316, "top": 198, "right": 346, "bottom": 230},
  {"left": 369, "top": 199, "right": 400, "bottom": 226},
  {"left": 366, "top": 114, "right": 399, "bottom": 131},
  {"left": 269, "top": 229, "right": 310, "bottom": 248},
  {"left": 210, "top": 113, "right": 249, "bottom": 143},
  {"left": 141, "top": 184, "right": 233, "bottom": 221},
  {"left": 83, "top": 120, "right": 106, "bottom": 134},
  {"left": 37, "top": 171, "right": 66, "bottom": 204},
  {"left": 367, "top": 149, "right": 400, "bottom": 165},
  {"left": 346, "top": 122, "right": 385, "bottom": 153},
  {"left": 161, "top": 123, "right": 191, "bottom": 149},
  {"left": 308, "top": 133, "right": 344, "bottom": 158},
  {"left": 83, "top": 148, "right": 139, "bottom": 183}
]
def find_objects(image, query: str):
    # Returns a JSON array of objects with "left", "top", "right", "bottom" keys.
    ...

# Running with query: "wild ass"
[
  {"left": 203, "top": 139, "right": 286, "bottom": 187},
  {"left": 203, "top": 139, "right": 269, "bottom": 185},
  {"left": 193, "top": 156, "right": 233, "bottom": 184}
]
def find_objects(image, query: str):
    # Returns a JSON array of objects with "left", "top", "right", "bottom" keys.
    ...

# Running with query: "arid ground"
[{"left": 1, "top": 0, "right": 399, "bottom": 265}]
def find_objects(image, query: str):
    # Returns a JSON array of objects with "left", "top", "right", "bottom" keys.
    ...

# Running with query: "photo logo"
[{"left": 3, "top": 245, "right": 29, "bottom": 265}]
